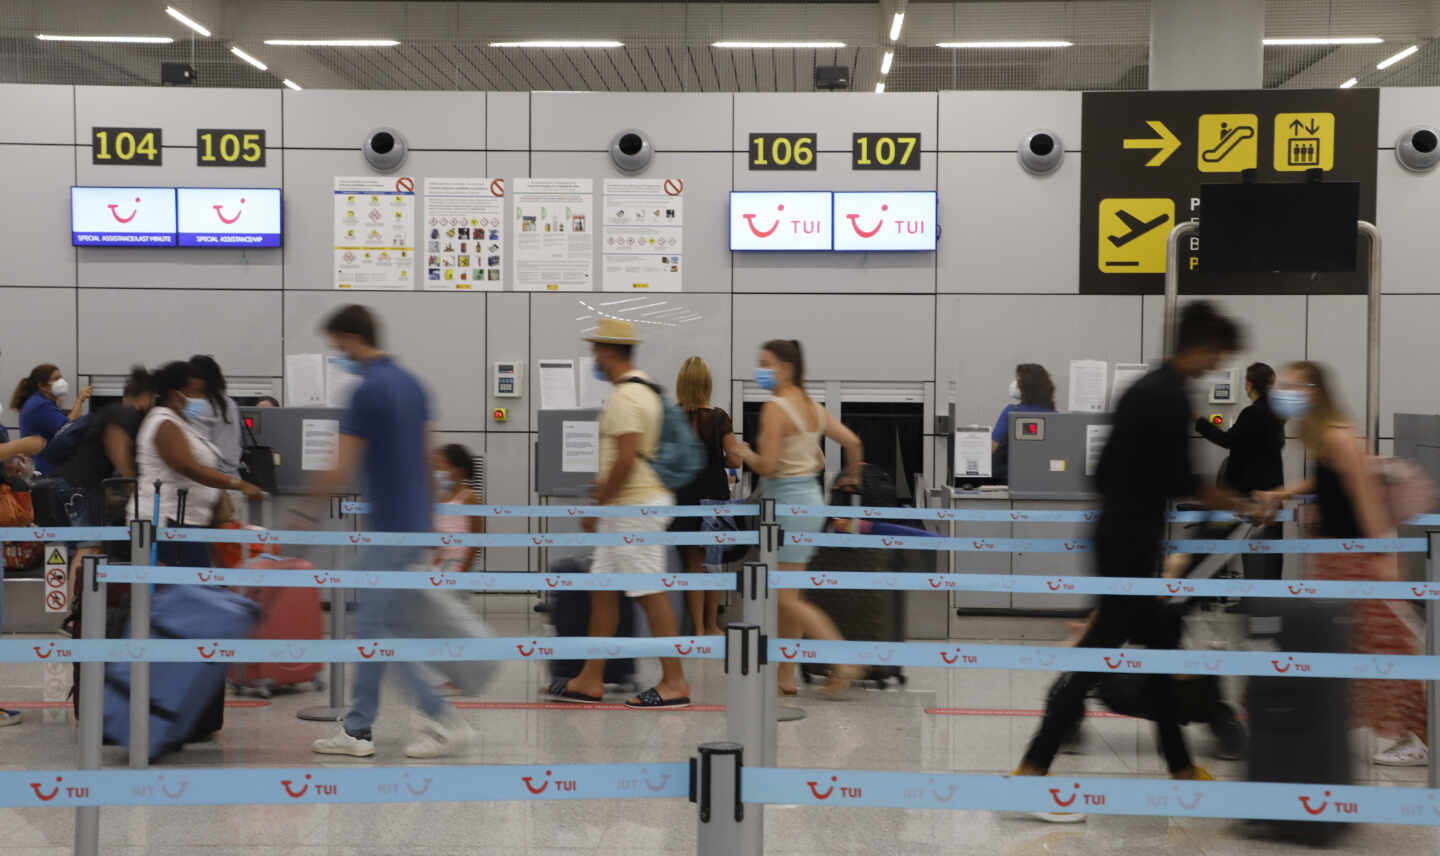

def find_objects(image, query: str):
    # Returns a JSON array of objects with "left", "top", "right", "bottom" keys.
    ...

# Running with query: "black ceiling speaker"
[
  {"left": 814, "top": 65, "right": 850, "bottom": 91},
  {"left": 161, "top": 62, "right": 197, "bottom": 85}
]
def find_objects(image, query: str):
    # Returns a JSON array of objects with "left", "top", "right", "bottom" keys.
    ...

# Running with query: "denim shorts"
[{"left": 762, "top": 476, "right": 824, "bottom": 565}]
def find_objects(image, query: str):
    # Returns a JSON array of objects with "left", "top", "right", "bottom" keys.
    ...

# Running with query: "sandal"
[
  {"left": 544, "top": 679, "right": 602, "bottom": 705},
  {"left": 624, "top": 687, "right": 691, "bottom": 710}
]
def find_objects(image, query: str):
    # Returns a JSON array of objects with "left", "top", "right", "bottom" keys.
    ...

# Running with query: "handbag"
[{"left": 239, "top": 418, "right": 277, "bottom": 494}]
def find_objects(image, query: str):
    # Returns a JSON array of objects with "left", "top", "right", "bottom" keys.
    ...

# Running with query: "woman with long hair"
[
  {"left": 735, "top": 340, "right": 864, "bottom": 698},
  {"left": 990, "top": 363, "right": 1055, "bottom": 481},
  {"left": 12, "top": 363, "right": 90, "bottom": 475},
  {"left": 1258, "top": 361, "right": 1428, "bottom": 766},
  {"left": 186, "top": 355, "right": 242, "bottom": 477}
]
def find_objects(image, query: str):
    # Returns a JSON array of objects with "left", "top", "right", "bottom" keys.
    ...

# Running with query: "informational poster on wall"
[
  {"left": 333, "top": 176, "right": 416, "bottom": 290},
  {"left": 602, "top": 178, "right": 684, "bottom": 291},
  {"left": 423, "top": 177, "right": 505, "bottom": 291},
  {"left": 513, "top": 178, "right": 594, "bottom": 291}
]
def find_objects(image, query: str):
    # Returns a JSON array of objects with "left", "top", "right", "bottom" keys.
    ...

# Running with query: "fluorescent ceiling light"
[
  {"left": 35, "top": 34, "right": 174, "bottom": 43},
  {"left": 164, "top": 7, "right": 210, "bottom": 37},
  {"left": 230, "top": 45, "right": 268, "bottom": 70},
  {"left": 490, "top": 40, "right": 622, "bottom": 48},
  {"left": 881, "top": 50, "right": 893, "bottom": 74},
  {"left": 264, "top": 39, "right": 399, "bottom": 47},
  {"left": 889, "top": 12, "right": 905, "bottom": 41},
  {"left": 1263, "top": 36, "right": 1382, "bottom": 46},
  {"left": 1339, "top": 77, "right": 1358, "bottom": 89},
  {"left": 937, "top": 40, "right": 1073, "bottom": 48},
  {"left": 283, "top": 78, "right": 302, "bottom": 91},
  {"left": 712, "top": 41, "right": 846, "bottom": 49},
  {"left": 1377, "top": 44, "right": 1419, "bottom": 69},
  {"left": 875, "top": 82, "right": 885, "bottom": 93}
]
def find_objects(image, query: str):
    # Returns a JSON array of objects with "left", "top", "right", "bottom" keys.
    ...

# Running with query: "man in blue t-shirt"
[{"left": 308, "top": 304, "right": 472, "bottom": 760}]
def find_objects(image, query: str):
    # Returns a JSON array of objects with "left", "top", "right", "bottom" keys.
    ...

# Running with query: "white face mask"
[
  {"left": 1007, "top": 379, "right": 1021, "bottom": 402},
  {"left": 50, "top": 378, "right": 70, "bottom": 398}
]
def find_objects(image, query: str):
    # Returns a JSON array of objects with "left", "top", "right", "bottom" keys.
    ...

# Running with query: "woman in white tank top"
[{"left": 736, "top": 339, "right": 865, "bottom": 698}]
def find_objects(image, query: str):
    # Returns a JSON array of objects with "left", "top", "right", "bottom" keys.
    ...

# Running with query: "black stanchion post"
[
  {"left": 128, "top": 519, "right": 152, "bottom": 769},
  {"left": 299, "top": 495, "right": 351, "bottom": 722},
  {"left": 692, "top": 742, "right": 751, "bottom": 856},
  {"left": 74, "top": 555, "right": 105, "bottom": 856},
  {"left": 723, "top": 623, "right": 765, "bottom": 850}
]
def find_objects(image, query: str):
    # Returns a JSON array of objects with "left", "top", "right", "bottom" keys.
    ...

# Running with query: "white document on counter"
[
  {"left": 538, "top": 359, "right": 577, "bottom": 410},
  {"left": 1085, "top": 424, "right": 1113, "bottom": 477},
  {"left": 953, "top": 427, "right": 991, "bottom": 479},
  {"left": 301, "top": 419, "right": 340, "bottom": 472},
  {"left": 1068, "top": 359, "right": 1109, "bottom": 413},
  {"left": 561, "top": 420, "right": 599, "bottom": 473}
]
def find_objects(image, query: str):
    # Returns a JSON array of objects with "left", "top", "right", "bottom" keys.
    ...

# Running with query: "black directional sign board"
[{"left": 1080, "top": 89, "right": 1378, "bottom": 295}]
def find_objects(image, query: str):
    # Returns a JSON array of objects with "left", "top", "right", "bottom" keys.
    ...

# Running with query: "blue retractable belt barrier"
[
  {"left": 340, "top": 501, "right": 759, "bottom": 518},
  {"left": 788, "top": 531, "right": 1427, "bottom": 554},
  {"left": 744, "top": 768, "right": 1440, "bottom": 826},
  {"left": 0, "top": 762, "right": 690, "bottom": 807},
  {"left": 151, "top": 528, "right": 758, "bottom": 548},
  {"left": 0, "top": 526, "right": 128, "bottom": 542},
  {"left": 0, "top": 635, "right": 724, "bottom": 664},
  {"left": 99, "top": 566, "right": 737, "bottom": 592},
  {"left": 772, "top": 505, "right": 1299, "bottom": 523}
]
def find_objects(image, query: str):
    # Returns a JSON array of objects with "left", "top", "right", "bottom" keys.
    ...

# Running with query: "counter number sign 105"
[
  {"left": 197, "top": 129, "right": 266, "bottom": 167},
  {"left": 91, "top": 127, "right": 162, "bottom": 166},
  {"left": 748, "top": 133, "right": 817, "bottom": 170},
  {"left": 852, "top": 132, "right": 921, "bottom": 170}
]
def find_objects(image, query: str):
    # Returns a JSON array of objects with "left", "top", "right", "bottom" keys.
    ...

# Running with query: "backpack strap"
[{"left": 619, "top": 376, "right": 665, "bottom": 461}]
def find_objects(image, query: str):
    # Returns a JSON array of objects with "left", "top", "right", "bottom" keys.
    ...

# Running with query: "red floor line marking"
[
  {"left": 452, "top": 701, "right": 726, "bottom": 712},
  {"left": 925, "top": 707, "right": 1129, "bottom": 719}
]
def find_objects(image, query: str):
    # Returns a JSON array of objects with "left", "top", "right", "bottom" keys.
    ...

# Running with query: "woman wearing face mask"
[
  {"left": 186, "top": 355, "right": 242, "bottom": 477},
  {"left": 13, "top": 363, "right": 91, "bottom": 475},
  {"left": 735, "top": 339, "right": 865, "bottom": 698},
  {"left": 990, "top": 364, "right": 1055, "bottom": 483},
  {"left": 1257, "top": 361, "right": 1428, "bottom": 767},
  {"left": 134, "top": 361, "right": 263, "bottom": 566},
  {"left": 432, "top": 444, "right": 483, "bottom": 572}
]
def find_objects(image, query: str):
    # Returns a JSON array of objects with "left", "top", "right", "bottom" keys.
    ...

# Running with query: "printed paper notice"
[
  {"left": 514, "top": 178, "right": 594, "bottom": 291},
  {"left": 1111, "top": 363, "right": 1149, "bottom": 409},
  {"left": 602, "top": 178, "right": 683, "bottom": 291},
  {"left": 301, "top": 419, "right": 340, "bottom": 472},
  {"left": 578, "top": 356, "right": 608, "bottom": 409},
  {"left": 334, "top": 176, "right": 416, "bottom": 290},
  {"left": 423, "top": 177, "right": 505, "bottom": 291},
  {"left": 561, "top": 420, "right": 599, "bottom": 473},
  {"left": 953, "top": 427, "right": 991, "bottom": 479},
  {"left": 325, "top": 356, "right": 361, "bottom": 409},
  {"left": 1068, "top": 359, "right": 1109, "bottom": 413},
  {"left": 1085, "top": 424, "right": 1113, "bottom": 477},
  {"left": 539, "top": 359, "right": 577, "bottom": 410},
  {"left": 285, "top": 353, "right": 325, "bottom": 406}
]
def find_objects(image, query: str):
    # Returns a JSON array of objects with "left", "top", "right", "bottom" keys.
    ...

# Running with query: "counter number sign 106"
[
  {"left": 91, "top": 127, "right": 162, "bottom": 166},
  {"left": 748, "top": 133, "right": 817, "bottom": 170}
]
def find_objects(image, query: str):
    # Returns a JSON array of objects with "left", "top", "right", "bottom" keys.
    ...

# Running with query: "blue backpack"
[{"left": 622, "top": 377, "right": 704, "bottom": 491}]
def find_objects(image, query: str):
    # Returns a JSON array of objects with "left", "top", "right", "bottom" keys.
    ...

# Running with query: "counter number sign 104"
[
  {"left": 197, "top": 129, "right": 266, "bottom": 166},
  {"left": 91, "top": 127, "right": 162, "bottom": 166},
  {"left": 748, "top": 133, "right": 817, "bottom": 170},
  {"left": 852, "top": 132, "right": 921, "bottom": 170}
]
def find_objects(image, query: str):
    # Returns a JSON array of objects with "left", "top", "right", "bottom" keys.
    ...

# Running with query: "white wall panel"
[
  {"left": 1377, "top": 87, "right": 1440, "bottom": 148},
  {"left": 487, "top": 92, "right": 530, "bottom": 151},
  {"left": 1307, "top": 295, "right": 1370, "bottom": 432},
  {"left": 532, "top": 92, "right": 731, "bottom": 151},
  {"left": 78, "top": 290, "right": 281, "bottom": 377},
  {"left": 0, "top": 84, "right": 73, "bottom": 145},
  {"left": 3, "top": 145, "right": 75, "bottom": 287},
  {"left": 734, "top": 294, "right": 933, "bottom": 382},
  {"left": 0, "top": 288, "right": 77, "bottom": 426},
  {"left": 530, "top": 152, "right": 731, "bottom": 293},
  {"left": 1380, "top": 294, "right": 1440, "bottom": 437},
  {"left": 937, "top": 91, "right": 1082, "bottom": 151},
  {"left": 282, "top": 290, "right": 487, "bottom": 431},
  {"left": 483, "top": 432, "right": 533, "bottom": 572},
  {"left": 283, "top": 149, "right": 495, "bottom": 292},
  {"left": 1375, "top": 153, "right": 1440, "bottom": 294},
  {"left": 732, "top": 93, "right": 938, "bottom": 152},
  {"left": 283, "top": 90, "right": 486, "bottom": 149},
  {"left": 939, "top": 295, "right": 1142, "bottom": 429},
  {"left": 75, "top": 86, "right": 281, "bottom": 149},
  {"left": 937, "top": 152, "right": 1078, "bottom": 293}
]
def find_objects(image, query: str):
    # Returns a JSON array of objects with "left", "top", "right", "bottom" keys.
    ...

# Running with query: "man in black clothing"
[{"left": 1015, "top": 302, "right": 1247, "bottom": 817}]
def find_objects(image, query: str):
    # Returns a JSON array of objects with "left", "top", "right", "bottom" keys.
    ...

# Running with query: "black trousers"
[{"left": 1241, "top": 522, "right": 1285, "bottom": 581}]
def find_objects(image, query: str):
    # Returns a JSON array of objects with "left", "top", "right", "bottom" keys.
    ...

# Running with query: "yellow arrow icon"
[{"left": 1123, "top": 120, "right": 1181, "bottom": 166}]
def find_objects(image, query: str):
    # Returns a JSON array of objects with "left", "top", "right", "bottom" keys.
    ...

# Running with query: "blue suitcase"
[{"left": 103, "top": 585, "right": 260, "bottom": 761}]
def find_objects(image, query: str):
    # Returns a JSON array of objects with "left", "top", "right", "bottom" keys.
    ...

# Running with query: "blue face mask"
[
  {"left": 754, "top": 368, "right": 777, "bottom": 392},
  {"left": 592, "top": 362, "right": 608, "bottom": 382},
  {"left": 1269, "top": 388, "right": 1311, "bottom": 421},
  {"left": 183, "top": 398, "right": 210, "bottom": 422},
  {"left": 332, "top": 356, "right": 363, "bottom": 376}
]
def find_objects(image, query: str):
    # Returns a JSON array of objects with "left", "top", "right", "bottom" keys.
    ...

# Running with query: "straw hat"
[{"left": 583, "top": 318, "right": 642, "bottom": 345}]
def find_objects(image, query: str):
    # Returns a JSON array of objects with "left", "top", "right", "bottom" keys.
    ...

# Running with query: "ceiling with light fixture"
[{"left": 5, "top": 0, "right": 1440, "bottom": 93}]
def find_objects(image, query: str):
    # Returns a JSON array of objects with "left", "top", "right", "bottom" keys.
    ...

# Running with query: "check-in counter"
[{"left": 948, "top": 490, "right": 1014, "bottom": 611}]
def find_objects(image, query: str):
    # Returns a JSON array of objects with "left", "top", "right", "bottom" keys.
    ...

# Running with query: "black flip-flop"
[
  {"left": 624, "top": 687, "right": 691, "bottom": 710},
  {"left": 545, "top": 679, "right": 602, "bottom": 705}
]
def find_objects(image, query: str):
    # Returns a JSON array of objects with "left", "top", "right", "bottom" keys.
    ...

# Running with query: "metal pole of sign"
[
  {"left": 1160, "top": 220, "right": 1199, "bottom": 358},
  {"left": 128, "top": 520, "right": 153, "bottom": 769},
  {"left": 74, "top": 555, "right": 105, "bottom": 856},
  {"left": 692, "top": 742, "right": 748, "bottom": 856},
  {"left": 1358, "top": 221, "right": 1381, "bottom": 455},
  {"left": 1428, "top": 531, "right": 1439, "bottom": 790},
  {"left": 722, "top": 623, "right": 765, "bottom": 853},
  {"left": 299, "top": 495, "right": 351, "bottom": 722}
]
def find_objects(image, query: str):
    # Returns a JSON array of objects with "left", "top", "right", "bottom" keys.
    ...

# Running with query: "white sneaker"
[
  {"left": 405, "top": 712, "right": 474, "bottom": 759},
  {"left": 1374, "top": 733, "right": 1429, "bottom": 767},
  {"left": 1031, "top": 812, "right": 1087, "bottom": 824},
  {"left": 312, "top": 727, "right": 376, "bottom": 758},
  {"left": 0, "top": 709, "right": 23, "bottom": 728}
]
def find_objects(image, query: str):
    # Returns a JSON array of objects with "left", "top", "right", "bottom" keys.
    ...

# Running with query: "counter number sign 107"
[
  {"left": 852, "top": 132, "right": 921, "bottom": 170},
  {"left": 91, "top": 127, "right": 162, "bottom": 166},
  {"left": 748, "top": 133, "right": 817, "bottom": 170}
]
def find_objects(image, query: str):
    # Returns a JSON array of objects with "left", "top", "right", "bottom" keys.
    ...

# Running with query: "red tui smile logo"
[
  {"left": 779, "top": 645, "right": 799, "bottom": 660},
  {"left": 846, "top": 204, "right": 887, "bottom": 238},
  {"left": 108, "top": 197, "right": 140, "bottom": 223},
  {"left": 1103, "top": 655, "right": 1125, "bottom": 669},
  {"left": 214, "top": 198, "right": 244, "bottom": 224},
  {"left": 30, "top": 777, "right": 62, "bottom": 802},
  {"left": 1299, "top": 790, "right": 1331, "bottom": 815},
  {"left": 1049, "top": 782, "right": 1080, "bottom": 808},
  {"left": 523, "top": 770, "right": 554, "bottom": 794},
  {"left": 743, "top": 204, "right": 783, "bottom": 238},
  {"left": 674, "top": 640, "right": 695, "bottom": 655},
  {"left": 807, "top": 776, "right": 837, "bottom": 800},
  {"left": 282, "top": 775, "right": 312, "bottom": 799}
]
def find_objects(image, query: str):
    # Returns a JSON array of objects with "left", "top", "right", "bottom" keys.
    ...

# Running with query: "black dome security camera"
[
  {"left": 1017, "top": 129, "right": 1064, "bottom": 176},
  {"left": 362, "top": 127, "right": 408, "bottom": 172},
  {"left": 609, "top": 129, "right": 653, "bottom": 172},
  {"left": 1396, "top": 126, "right": 1440, "bottom": 173}
]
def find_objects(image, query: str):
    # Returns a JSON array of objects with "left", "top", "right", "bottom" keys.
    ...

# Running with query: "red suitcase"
[{"left": 229, "top": 554, "right": 325, "bottom": 698}]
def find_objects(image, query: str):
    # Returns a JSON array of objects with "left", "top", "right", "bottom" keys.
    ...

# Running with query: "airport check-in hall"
[{"left": 6, "top": 0, "right": 1440, "bottom": 854}]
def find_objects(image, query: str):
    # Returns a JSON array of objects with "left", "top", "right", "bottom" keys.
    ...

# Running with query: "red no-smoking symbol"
[
  {"left": 45, "top": 568, "right": 65, "bottom": 588},
  {"left": 663, "top": 178, "right": 684, "bottom": 196},
  {"left": 489, "top": 178, "right": 505, "bottom": 197},
  {"left": 47, "top": 591, "right": 67, "bottom": 610},
  {"left": 395, "top": 176, "right": 415, "bottom": 193}
]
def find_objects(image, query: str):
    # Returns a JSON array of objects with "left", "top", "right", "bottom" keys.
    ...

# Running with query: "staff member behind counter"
[{"left": 990, "top": 363, "right": 1056, "bottom": 482}]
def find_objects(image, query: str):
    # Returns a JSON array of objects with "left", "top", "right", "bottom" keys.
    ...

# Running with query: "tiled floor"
[{"left": 1, "top": 602, "right": 1435, "bottom": 855}]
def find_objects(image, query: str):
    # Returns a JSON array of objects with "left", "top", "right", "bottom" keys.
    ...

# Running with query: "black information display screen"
[{"left": 1200, "top": 182, "right": 1359, "bottom": 274}]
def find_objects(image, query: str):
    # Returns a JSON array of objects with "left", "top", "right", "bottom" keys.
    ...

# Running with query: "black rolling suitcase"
[
  {"left": 1246, "top": 598, "right": 1352, "bottom": 845},
  {"left": 545, "top": 557, "right": 639, "bottom": 689}
]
